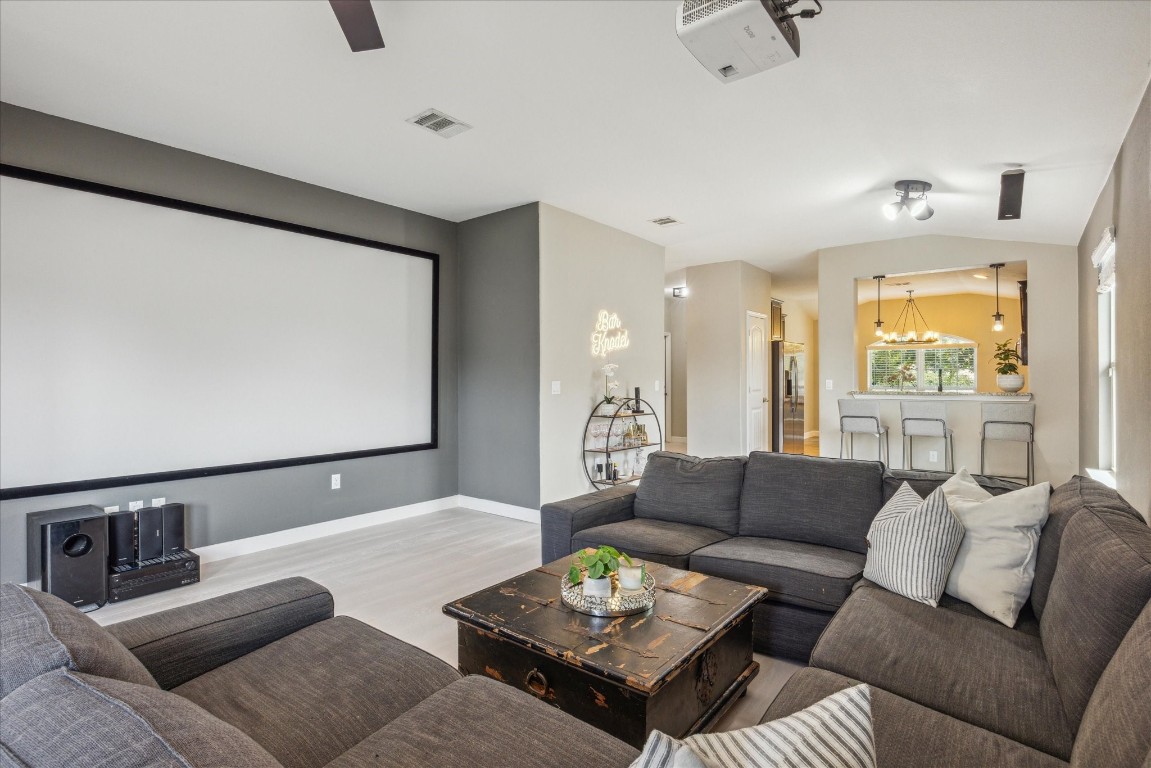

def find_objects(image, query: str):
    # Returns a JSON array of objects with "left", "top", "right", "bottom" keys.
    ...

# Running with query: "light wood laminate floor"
[{"left": 92, "top": 508, "right": 801, "bottom": 732}]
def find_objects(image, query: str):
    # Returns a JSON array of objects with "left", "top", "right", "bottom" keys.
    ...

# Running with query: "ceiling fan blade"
[{"left": 328, "top": 0, "right": 384, "bottom": 52}]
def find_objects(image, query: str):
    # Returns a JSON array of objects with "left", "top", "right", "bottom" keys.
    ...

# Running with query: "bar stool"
[
  {"left": 838, "top": 399, "right": 889, "bottom": 464},
  {"left": 900, "top": 400, "right": 954, "bottom": 471},
  {"left": 980, "top": 402, "right": 1036, "bottom": 485}
]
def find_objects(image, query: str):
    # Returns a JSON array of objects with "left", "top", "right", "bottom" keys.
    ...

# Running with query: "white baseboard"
[
  {"left": 668, "top": 435, "right": 687, "bottom": 442},
  {"left": 195, "top": 496, "right": 461, "bottom": 565},
  {"left": 193, "top": 494, "right": 539, "bottom": 565},
  {"left": 455, "top": 495, "right": 540, "bottom": 524}
]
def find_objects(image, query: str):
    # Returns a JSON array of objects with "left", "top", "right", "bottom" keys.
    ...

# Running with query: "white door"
[{"left": 746, "top": 313, "right": 769, "bottom": 453}]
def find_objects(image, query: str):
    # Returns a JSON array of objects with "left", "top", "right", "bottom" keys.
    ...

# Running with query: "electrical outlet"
[
  {"left": 929, "top": 451, "right": 939, "bottom": 463},
  {"left": 331, "top": 474, "right": 341, "bottom": 490},
  {"left": 103, "top": 505, "right": 120, "bottom": 514},
  {"left": 151, "top": 497, "right": 166, "bottom": 507},
  {"left": 551, "top": 380, "right": 561, "bottom": 395},
  {"left": 128, "top": 500, "right": 144, "bottom": 512}
]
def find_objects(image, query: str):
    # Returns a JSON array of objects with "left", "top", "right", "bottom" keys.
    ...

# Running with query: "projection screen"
[{"left": 0, "top": 167, "right": 437, "bottom": 499}]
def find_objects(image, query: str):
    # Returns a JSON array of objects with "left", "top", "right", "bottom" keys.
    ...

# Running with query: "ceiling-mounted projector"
[{"left": 676, "top": 0, "right": 819, "bottom": 83}]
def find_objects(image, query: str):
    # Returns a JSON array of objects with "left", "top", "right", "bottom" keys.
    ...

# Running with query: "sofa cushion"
[
  {"left": 691, "top": 537, "right": 864, "bottom": 611},
  {"left": 174, "top": 616, "right": 459, "bottom": 768},
  {"left": 1070, "top": 600, "right": 1151, "bottom": 768},
  {"left": 863, "top": 484, "right": 964, "bottom": 607},
  {"left": 325, "top": 675, "right": 639, "bottom": 768},
  {"left": 739, "top": 453, "right": 884, "bottom": 554},
  {"left": 810, "top": 582, "right": 1074, "bottom": 759},
  {"left": 0, "top": 668, "right": 280, "bottom": 767},
  {"left": 763, "top": 668, "right": 1068, "bottom": 768},
  {"left": 882, "top": 468, "right": 1022, "bottom": 502},
  {"left": 0, "top": 582, "right": 157, "bottom": 698},
  {"left": 633, "top": 452, "right": 746, "bottom": 536},
  {"left": 1039, "top": 504, "right": 1151, "bottom": 732},
  {"left": 1031, "top": 476, "right": 1142, "bottom": 620},
  {"left": 572, "top": 519, "right": 730, "bottom": 570}
]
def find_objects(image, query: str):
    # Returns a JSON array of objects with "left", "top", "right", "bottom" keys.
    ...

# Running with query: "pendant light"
[
  {"left": 991, "top": 263, "right": 1005, "bottom": 332},
  {"left": 873, "top": 275, "right": 885, "bottom": 336},
  {"left": 883, "top": 290, "right": 940, "bottom": 344}
]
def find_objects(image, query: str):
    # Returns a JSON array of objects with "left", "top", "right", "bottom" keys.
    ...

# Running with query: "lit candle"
[{"left": 618, "top": 561, "right": 645, "bottom": 591}]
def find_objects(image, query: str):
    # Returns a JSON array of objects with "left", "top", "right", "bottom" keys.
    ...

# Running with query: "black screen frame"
[{"left": 0, "top": 163, "right": 439, "bottom": 501}]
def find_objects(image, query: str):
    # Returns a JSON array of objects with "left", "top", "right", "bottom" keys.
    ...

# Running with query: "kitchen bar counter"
[
  {"left": 843, "top": 391, "right": 1034, "bottom": 478},
  {"left": 850, "top": 391, "right": 1032, "bottom": 401}
]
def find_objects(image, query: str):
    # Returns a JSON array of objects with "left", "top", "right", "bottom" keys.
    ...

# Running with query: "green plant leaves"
[{"left": 568, "top": 564, "right": 582, "bottom": 584}]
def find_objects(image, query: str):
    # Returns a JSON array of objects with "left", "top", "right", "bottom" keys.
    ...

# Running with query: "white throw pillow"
[
  {"left": 943, "top": 481, "right": 1052, "bottom": 627},
  {"left": 863, "top": 483, "right": 965, "bottom": 607},
  {"left": 629, "top": 684, "right": 875, "bottom": 768},
  {"left": 940, "top": 467, "right": 993, "bottom": 505}
]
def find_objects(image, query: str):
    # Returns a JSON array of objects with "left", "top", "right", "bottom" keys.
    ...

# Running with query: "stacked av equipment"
[
  {"left": 26, "top": 506, "right": 108, "bottom": 612},
  {"left": 107, "top": 502, "right": 198, "bottom": 603},
  {"left": 108, "top": 550, "right": 199, "bottom": 603}
]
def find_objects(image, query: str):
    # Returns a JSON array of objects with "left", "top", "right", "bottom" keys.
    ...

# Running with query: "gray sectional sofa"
[
  {"left": 541, "top": 451, "right": 1021, "bottom": 660},
  {"left": 544, "top": 453, "right": 1151, "bottom": 766},
  {"left": 765, "top": 475, "right": 1151, "bottom": 767},
  {"left": 0, "top": 577, "right": 639, "bottom": 767}
]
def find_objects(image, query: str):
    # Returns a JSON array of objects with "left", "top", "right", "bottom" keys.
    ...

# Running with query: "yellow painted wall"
[{"left": 856, "top": 293, "right": 1026, "bottom": 392}]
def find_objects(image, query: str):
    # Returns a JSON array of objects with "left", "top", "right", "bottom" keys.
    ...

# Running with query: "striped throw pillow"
[
  {"left": 863, "top": 483, "right": 964, "bottom": 607},
  {"left": 630, "top": 684, "right": 874, "bottom": 768}
]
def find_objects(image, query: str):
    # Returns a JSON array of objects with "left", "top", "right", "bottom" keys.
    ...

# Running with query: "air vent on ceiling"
[
  {"left": 406, "top": 108, "right": 472, "bottom": 138},
  {"left": 649, "top": 216, "right": 682, "bottom": 227}
]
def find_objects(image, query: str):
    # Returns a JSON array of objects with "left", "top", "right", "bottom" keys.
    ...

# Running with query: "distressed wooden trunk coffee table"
[{"left": 442, "top": 557, "right": 767, "bottom": 748}]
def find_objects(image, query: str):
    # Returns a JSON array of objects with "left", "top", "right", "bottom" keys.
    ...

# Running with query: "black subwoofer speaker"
[{"left": 42, "top": 515, "right": 107, "bottom": 611}]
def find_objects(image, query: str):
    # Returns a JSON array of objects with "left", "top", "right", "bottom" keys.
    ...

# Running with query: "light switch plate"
[
  {"left": 551, "top": 381, "right": 561, "bottom": 395},
  {"left": 825, "top": 379, "right": 834, "bottom": 390}
]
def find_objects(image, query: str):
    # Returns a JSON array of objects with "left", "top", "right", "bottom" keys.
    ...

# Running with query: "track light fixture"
[
  {"left": 873, "top": 276, "right": 885, "bottom": 337},
  {"left": 882, "top": 180, "right": 934, "bottom": 221},
  {"left": 991, "top": 263, "right": 1005, "bottom": 332}
]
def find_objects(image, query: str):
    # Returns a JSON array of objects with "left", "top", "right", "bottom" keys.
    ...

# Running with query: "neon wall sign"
[{"left": 591, "top": 310, "right": 631, "bottom": 357}]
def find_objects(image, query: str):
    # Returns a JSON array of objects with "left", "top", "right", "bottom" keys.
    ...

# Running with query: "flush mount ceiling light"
[
  {"left": 991, "top": 263, "right": 1006, "bottom": 332},
  {"left": 882, "top": 180, "right": 934, "bottom": 221},
  {"left": 873, "top": 275, "right": 885, "bottom": 337}
]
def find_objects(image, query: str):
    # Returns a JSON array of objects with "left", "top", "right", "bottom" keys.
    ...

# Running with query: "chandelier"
[{"left": 883, "top": 290, "right": 939, "bottom": 344}]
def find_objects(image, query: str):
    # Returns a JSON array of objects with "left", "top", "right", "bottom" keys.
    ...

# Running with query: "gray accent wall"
[
  {"left": 457, "top": 204, "right": 541, "bottom": 508},
  {"left": 1077, "top": 82, "right": 1150, "bottom": 519},
  {"left": 0, "top": 103, "right": 460, "bottom": 583}
]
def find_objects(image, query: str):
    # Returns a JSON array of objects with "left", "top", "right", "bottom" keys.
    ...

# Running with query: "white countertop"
[{"left": 850, "top": 391, "right": 1033, "bottom": 401}]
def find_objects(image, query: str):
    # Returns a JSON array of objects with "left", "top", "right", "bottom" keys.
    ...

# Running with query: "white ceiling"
[{"left": 2, "top": 1, "right": 1148, "bottom": 288}]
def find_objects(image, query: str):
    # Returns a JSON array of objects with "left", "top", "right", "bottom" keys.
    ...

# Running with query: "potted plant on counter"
[
  {"left": 568, "top": 545, "right": 632, "bottom": 598},
  {"left": 992, "top": 339, "right": 1025, "bottom": 392}
]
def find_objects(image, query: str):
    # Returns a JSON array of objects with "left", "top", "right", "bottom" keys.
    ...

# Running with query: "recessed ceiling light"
[
  {"left": 649, "top": 217, "right": 681, "bottom": 227},
  {"left": 973, "top": 273, "right": 989, "bottom": 280}
]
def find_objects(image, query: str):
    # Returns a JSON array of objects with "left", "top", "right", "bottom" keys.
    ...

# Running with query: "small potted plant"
[
  {"left": 992, "top": 339, "right": 1025, "bottom": 392},
  {"left": 568, "top": 545, "right": 633, "bottom": 598}
]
